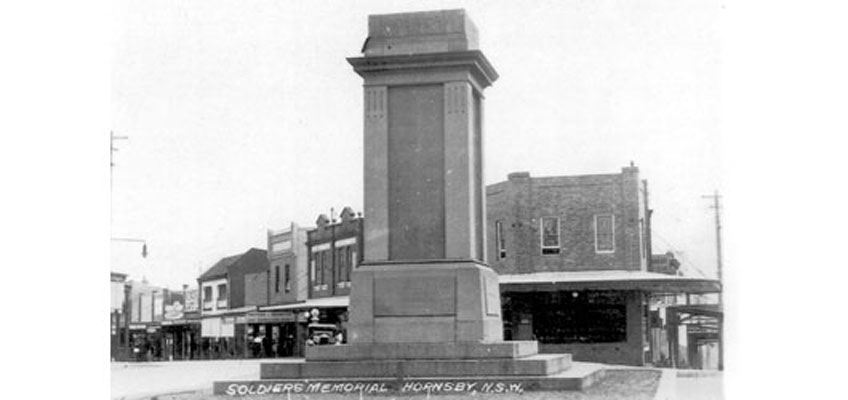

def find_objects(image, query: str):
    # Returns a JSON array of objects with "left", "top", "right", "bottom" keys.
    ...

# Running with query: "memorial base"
[
  {"left": 346, "top": 260, "right": 505, "bottom": 344},
  {"left": 306, "top": 341, "right": 539, "bottom": 361},
  {"left": 262, "top": 353, "right": 571, "bottom": 379}
]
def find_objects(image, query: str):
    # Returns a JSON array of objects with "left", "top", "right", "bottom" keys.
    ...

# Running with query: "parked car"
[{"left": 307, "top": 323, "right": 339, "bottom": 346}]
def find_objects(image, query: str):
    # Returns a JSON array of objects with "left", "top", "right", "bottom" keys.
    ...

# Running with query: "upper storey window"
[
  {"left": 540, "top": 217, "right": 561, "bottom": 255},
  {"left": 595, "top": 215, "right": 615, "bottom": 253},
  {"left": 495, "top": 220, "right": 507, "bottom": 259}
]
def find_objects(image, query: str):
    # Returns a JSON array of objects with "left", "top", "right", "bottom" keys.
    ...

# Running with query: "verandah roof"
[
  {"left": 499, "top": 270, "right": 721, "bottom": 294},
  {"left": 259, "top": 296, "right": 349, "bottom": 312}
]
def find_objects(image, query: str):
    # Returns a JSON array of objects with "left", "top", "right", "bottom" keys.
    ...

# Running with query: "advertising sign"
[
  {"left": 184, "top": 289, "right": 199, "bottom": 312},
  {"left": 164, "top": 301, "right": 185, "bottom": 320}
]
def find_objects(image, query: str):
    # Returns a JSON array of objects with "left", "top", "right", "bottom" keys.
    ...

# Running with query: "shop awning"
[
  {"left": 259, "top": 296, "right": 349, "bottom": 312},
  {"left": 200, "top": 305, "right": 258, "bottom": 317},
  {"left": 161, "top": 318, "right": 201, "bottom": 326},
  {"left": 498, "top": 270, "right": 721, "bottom": 294}
]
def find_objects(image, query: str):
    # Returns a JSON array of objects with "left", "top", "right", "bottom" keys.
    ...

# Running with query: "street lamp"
[{"left": 111, "top": 237, "right": 148, "bottom": 258}]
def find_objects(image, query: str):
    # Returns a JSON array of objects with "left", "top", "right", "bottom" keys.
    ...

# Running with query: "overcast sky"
[{"left": 111, "top": 0, "right": 722, "bottom": 289}]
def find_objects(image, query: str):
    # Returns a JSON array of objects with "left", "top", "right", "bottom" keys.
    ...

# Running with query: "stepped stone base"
[
  {"left": 262, "top": 353, "right": 571, "bottom": 379},
  {"left": 306, "top": 341, "right": 539, "bottom": 361}
]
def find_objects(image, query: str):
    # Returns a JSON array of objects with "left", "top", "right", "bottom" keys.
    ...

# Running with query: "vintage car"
[{"left": 306, "top": 323, "right": 339, "bottom": 345}]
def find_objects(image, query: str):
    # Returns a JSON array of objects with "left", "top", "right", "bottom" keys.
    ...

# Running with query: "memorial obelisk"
[
  {"left": 305, "top": 9, "right": 543, "bottom": 363},
  {"left": 347, "top": 9, "right": 503, "bottom": 346}
]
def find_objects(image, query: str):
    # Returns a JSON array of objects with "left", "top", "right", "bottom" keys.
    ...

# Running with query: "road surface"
[{"left": 111, "top": 358, "right": 296, "bottom": 400}]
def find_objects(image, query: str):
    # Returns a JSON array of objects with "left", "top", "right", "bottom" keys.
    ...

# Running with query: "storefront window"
[{"left": 528, "top": 291, "right": 627, "bottom": 343}]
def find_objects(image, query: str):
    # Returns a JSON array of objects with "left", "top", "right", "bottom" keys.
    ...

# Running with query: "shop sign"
[
  {"left": 247, "top": 312, "right": 296, "bottom": 324},
  {"left": 184, "top": 290, "right": 199, "bottom": 312},
  {"left": 165, "top": 301, "right": 185, "bottom": 320},
  {"left": 146, "top": 326, "right": 159, "bottom": 333}
]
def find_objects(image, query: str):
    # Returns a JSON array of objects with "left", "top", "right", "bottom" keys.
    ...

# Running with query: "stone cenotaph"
[{"left": 217, "top": 10, "right": 605, "bottom": 394}]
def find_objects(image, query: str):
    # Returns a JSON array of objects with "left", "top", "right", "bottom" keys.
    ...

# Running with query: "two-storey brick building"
[
  {"left": 304, "top": 207, "right": 363, "bottom": 340},
  {"left": 198, "top": 248, "right": 268, "bottom": 358},
  {"left": 487, "top": 165, "right": 720, "bottom": 366},
  {"left": 240, "top": 223, "right": 312, "bottom": 358},
  {"left": 307, "top": 207, "right": 363, "bottom": 299}
]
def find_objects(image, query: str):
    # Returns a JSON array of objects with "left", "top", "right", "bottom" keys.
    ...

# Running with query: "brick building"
[
  {"left": 487, "top": 166, "right": 649, "bottom": 273},
  {"left": 159, "top": 286, "right": 201, "bottom": 361},
  {"left": 267, "top": 223, "right": 311, "bottom": 305},
  {"left": 304, "top": 207, "right": 363, "bottom": 341},
  {"left": 486, "top": 165, "right": 720, "bottom": 366},
  {"left": 110, "top": 272, "right": 129, "bottom": 360},
  {"left": 198, "top": 248, "right": 268, "bottom": 358},
  {"left": 307, "top": 207, "right": 363, "bottom": 299},
  {"left": 241, "top": 223, "right": 312, "bottom": 358}
]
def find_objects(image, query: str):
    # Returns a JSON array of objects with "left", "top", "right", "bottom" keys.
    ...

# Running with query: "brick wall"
[
  {"left": 228, "top": 248, "right": 269, "bottom": 309},
  {"left": 244, "top": 271, "right": 268, "bottom": 307},
  {"left": 307, "top": 208, "right": 364, "bottom": 299},
  {"left": 486, "top": 166, "right": 649, "bottom": 274}
]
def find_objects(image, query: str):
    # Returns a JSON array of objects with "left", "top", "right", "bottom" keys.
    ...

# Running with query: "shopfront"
[
  {"left": 499, "top": 271, "right": 721, "bottom": 366},
  {"left": 128, "top": 323, "right": 162, "bottom": 361},
  {"left": 160, "top": 317, "right": 200, "bottom": 361},
  {"left": 245, "top": 311, "right": 299, "bottom": 358},
  {"left": 200, "top": 315, "right": 238, "bottom": 359},
  {"left": 157, "top": 295, "right": 201, "bottom": 360},
  {"left": 259, "top": 296, "right": 349, "bottom": 357}
]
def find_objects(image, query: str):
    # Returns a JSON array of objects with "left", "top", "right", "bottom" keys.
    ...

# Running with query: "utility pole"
[
  {"left": 702, "top": 190, "right": 723, "bottom": 305},
  {"left": 702, "top": 189, "right": 724, "bottom": 372}
]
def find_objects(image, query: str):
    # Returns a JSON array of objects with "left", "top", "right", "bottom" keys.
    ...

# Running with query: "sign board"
[
  {"left": 184, "top": 290, "right": 199, "bottom": 312},
  {"left": 215, "top": 379, "right": 527, "bottom": 396},
  {"left": 271, "top": 240, "right": 292, "bottom": 253},
  {"left": 246, "top": 312, "right": 296, "bottom": 324},
  {"left": 164, "top": 301, "right": 185, "bottom": 320}
]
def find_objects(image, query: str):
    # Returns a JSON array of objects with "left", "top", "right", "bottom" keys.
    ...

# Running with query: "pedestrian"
[{"left": 253, "top": 335, "right": 264, "bottom": 358}]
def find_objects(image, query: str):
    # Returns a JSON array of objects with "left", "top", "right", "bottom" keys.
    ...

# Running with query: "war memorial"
[{"left": 213, "top": 9, "right": 607, "bottom": 395}]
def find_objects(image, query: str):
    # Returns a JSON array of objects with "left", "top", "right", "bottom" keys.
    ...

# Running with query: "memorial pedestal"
[{"left": 346, "top": 260, "right": 505, "bottom": 344}]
